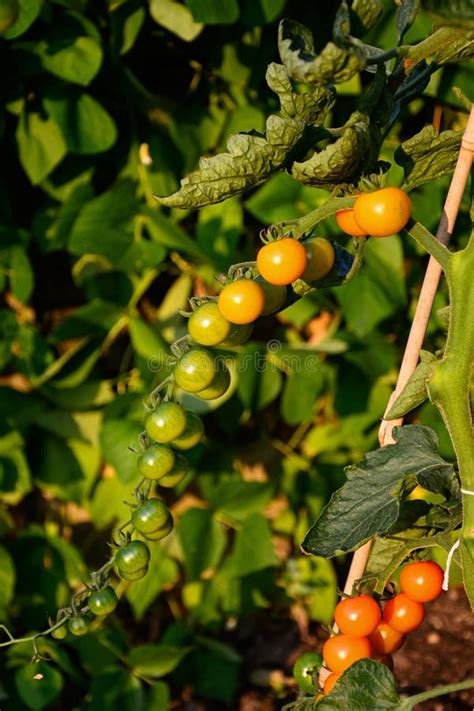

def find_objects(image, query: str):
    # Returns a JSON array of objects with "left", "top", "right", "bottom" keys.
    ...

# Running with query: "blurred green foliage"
[{"left": 0, "top": 0, "right": 471, "bottom": 708}]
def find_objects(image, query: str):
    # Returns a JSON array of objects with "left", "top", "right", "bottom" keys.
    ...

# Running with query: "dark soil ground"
[{"left": 179, "top": 586, "right": 474, "bottom": 710}]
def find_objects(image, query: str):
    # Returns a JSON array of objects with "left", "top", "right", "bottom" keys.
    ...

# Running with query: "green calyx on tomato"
[
  {"left": 170, "top": 411, "right": 203, "bottom": 450},
  {"left": 115, "top": 540, "right": 151, "bottom": 581},
  {"left": 145, "top": 402, "right": 187, "bottom": 443},
  {"left": 68, "top": 617, "right": 90, "bottom": 636},
  {"left": 88, "top": 586, "right": 118, "bottom": 616},
  {"left": 132, "top": 498, "right": 169, "bottom": 535},
  {"left": 195, "top": 365, "right": 231, "bottom": 400},
  {"left": 174, "top": 348, "right": 216, "bottom": 393},
  {"left": 257, "top": 277, "right": 287, "bottom": 315},
  {"left": 293, "top": 651, "right": 322, "bottom": 694},
  {"left": 137, "top": 443, "right": 175, "bottom": 480},
  {"left": 188, "top": 301, "right": 232, "bottom": 346}
]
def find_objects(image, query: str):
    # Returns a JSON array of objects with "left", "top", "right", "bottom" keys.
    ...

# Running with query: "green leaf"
[
  {"left": 111, "top": 3, "right": 145, "bottom": 55},
  {"left": 206, "top": 480, "right": 273, "bottom": 521},
  {"left": 15, "top": 662, "right": 63, "bottom": 710},
  {"left": 384, "top": 350, "right": 438, "bottom": 419},
  {"left": 0, "top": 545, "right": 15, "bottom": 618},
  {"left": 395, "top": 125, "right": 462, "bottom": 190},
  {"left": 149, "top": 0, "right": 203, "bottom": 42},
  {"left": 145, "top": 209, "right": 205, "bottom": 259},
  {"left": 184, "top": 0, "right": 239, "bottom": 24},
  {"left": 302, "top": 425, "right": 456, "bottom": 558},
  {"left": 315, "top": 659, "right": 401, "bottom": 710},
  {"left": 281, "top": 369, "right": 325, "bottom": 426},
  {"left": 32, "top": 36, "right": 103, "bottom": 86},
  {"left": 421, "top": 0, "right": 474, "bottom": 29},
  {"left": 396, "top": 0, "right": 421, "bottom": 43},
  {"left": 44, "top": 93, "right": 117, "bottom": 154},
  {"left": 145, "top": 681, "right": 170, "bottom": 711},
  {"left": 100, "top": 418, "right": 143, "bottom": 483},
  {"left": 179, "top": 508, "right": 226, "bottom": 579},
  {"left": 240, "top": 0, "right": 286, "bottom": 25},
  {"left": 128, "top": 644, "right": 191, "bottom": 678},
  {"left": 0, "top": 309, "right": 19, "bottom": 369},
  {"left": 16, "top": 111, "right": 67, "bottom": 185},
  {"left": 278, "top": 19, "right": 367, "bottom": 85},
  {"left": 266, "top": 63, "right": 336, "bottom": 124},
  {"left": 228, "top": 513, "right": 277, "bottom": 576},
  {"left": 10, "top": 246, "right": 34, "bottom": 302},
  {"left": 2, "top": 0, "right": 41, "bottom": 39},
  {"left": 351, "top": 0, "right": 384, "bottom": 33},
  {"left": 128, "top": 317, "right": 168, "bottom": 361}
]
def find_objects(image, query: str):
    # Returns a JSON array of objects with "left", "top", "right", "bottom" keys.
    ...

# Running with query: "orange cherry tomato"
[
  {"left": 368, "top": 622, "right": 405, "bottom": 655},
  {"left": 218, "top": 279, "right": 265, "bottom": 325},
  {"left": 302, "top": 237, "right": 335, "bottom": 282},
  {"left": 256, "top": 238, "right": 307, "bottom": 285},
  {"left": 323, "top": 672, "right": 342, "bottom": 694},
  {"left": 335, "top": 208, "right": 367, "bottom": 237},
  {"left": 400, "top": 561, "right": 444, "bottom": 603},
  {"left": 322, "top": 634, "right": 371, "bottom": 673},
  {"left": 382, "top": 593, "right": 425, "bottom": 634},
  {"left": 334, "top": 595, "right": 382, "bottom": 637},
  {"left": 353, "top": 188, "right": 411, "bottom": 237}
]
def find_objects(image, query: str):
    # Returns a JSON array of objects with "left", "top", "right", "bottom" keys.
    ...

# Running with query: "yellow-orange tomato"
[
  {"left": 218, "top": 279, "right": 265, "bottom": 325},
  {"left": 382, "top": 593, "right": 425, "bottom": 634},
  {"left": 322, "top": 634, "right": 371, "bottom": 673},
  {"left": 335, "top": 209, "right": 367, "bottom": 237},
  {"left": 302, "top": 238, "right": 335, "bottom": 282},
  {"left": 353, "top": 188, "right": 412, "bottom": 237},
  {"left": 334, "top": 595, "right": 381, "bottom": 637},
  {"left": 400, "top": 561, "right": 444, "bottom": 603},
  {"left": 323, "top": 672, "right": 342, "bottom": 694},
  {"left": 256, "top": 238, "right": 307, "bottom": 285},
  {"left": 368, "top": 622, "right": 405, "bottom": 655}
]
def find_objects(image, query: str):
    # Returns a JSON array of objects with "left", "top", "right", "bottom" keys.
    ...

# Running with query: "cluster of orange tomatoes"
[{"left": 322, "top": 560, "right": 444, "bottom": 695}]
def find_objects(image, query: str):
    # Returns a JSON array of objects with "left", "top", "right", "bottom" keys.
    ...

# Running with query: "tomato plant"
[
  {"left": 145, "top": 402, "right": 187, "bottom": 443},
  {"left": 187, "top": 302, "right": 232, "bottom": 346},
  {"left": 382, "top": 593, "right": 425, "bottom": 634},
  {"left": 173, "top": 348, "right": 216, "bottom": 392}
]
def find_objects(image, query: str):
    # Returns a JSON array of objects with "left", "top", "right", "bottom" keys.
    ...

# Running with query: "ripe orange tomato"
[
  {"left": 322, "top": 634, "right": 371, "bottom": 673},
  {"left": 335, "top": 208, "right": 367, "bottom": 237},
  {"left": 302, "top": 237, "right": 335, "bottom": 282},
  {"left": 382, "top": 593, "right": 425, "bottom": 634},
  {"left": 256, "top": 238, "right": 307, "bottom": 285},
  {"left": 323, "top": 672, "right": 342, "bottom": 694},
  {"left": 218, "top": 279, "right": 265, "bottom": 325},
  {"left": 334, "top": 595, "right": 381, "bottom": 637},
  {"left": 353, "top": 188, "right": 412, "bottom": 237},
  {"left": 368, "top": 622, "right": 404, "bottom": 655},
  {"left": 400, "top": 561, "right": 444, "bottom": 603}
]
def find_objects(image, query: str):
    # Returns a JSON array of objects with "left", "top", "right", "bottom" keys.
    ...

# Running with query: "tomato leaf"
[
  {"left": 384, "top": 350, "right": 438, "bottom": 419},
  {"left": 316, "top": 659, "right": 402, "bottom": 709},
  {"left": 395, "top": 125, "right": 462, "bottom": 190},
  {"left": 302, "top": 425, "right": 457, "bottom": 558},
  {"left": 128, "top": 644, "right": 192, "bottom": 678},
  {"left": 396, "top": 0, "right": 420, "bottom": 44},
  {"left": 351, "top": 0, "right": 384, "bottom": 34}
]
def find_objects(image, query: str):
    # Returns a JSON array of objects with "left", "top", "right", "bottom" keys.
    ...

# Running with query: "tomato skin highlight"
[
  {"left": 336, "top": 209, "right": 368, "bottom": 237},
  {"left": 323, "top": 672, "right": 342, "bottom": 695},
  {"left": 145, "top": 402, "right": 187, "bottom": 443},
  {"left": 353, "top": 188, "right": 412, "bottom": 237},
  {"left": 293, "top": 651, "right": 322, "bottom": 694},
  {"left": 170, "top": 411, "right": 204, "bottom": 450},
  {"left": 218, "top": 279, "right": 265, "bottom": 325},
  {"left": 400, "top": 561, "right": 444, "bottom": 602},
  {"left": 257, "top": 238, "right": 308, "bottom": 285},
  {"left": 302, "top": 237, "right": 335, "bottom": 282},
  {"left": 88, "top": 586, "right": 118, "bottom": 616},
  {"left": 174, "top": 348, "right": 216, "bottom": 393},
  {"left": 334, "top": 595, "right": 382, "bottom": 637},
  {"left": 368, "top": 623, "right": 405, "bottom": 655},
  {"left": 322, "top": 634, "right": 371, "bottom": 673},
  {"left": 383, "top": 593, "right": 425, "bottom": 633},
  {"left": 188, "top": 302, "right": 232, "bottom": 346}
]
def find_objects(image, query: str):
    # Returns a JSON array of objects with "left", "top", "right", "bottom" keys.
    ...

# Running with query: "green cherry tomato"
[
  {"left": 115, "top": 540, "right": 151, "bottom": 579},
  {"left": 0, "top": 0, "right": 19, "bottom": 34},
  {"left": 293, "top": 651, "right": 322, "bottom": 695},
  {"left": 158, "top": 453, "right": 188, "bottom": 487},
  {"left": 196, "top": 366, "right": 231, "bottom": 400},
  {"left": 174, "top": 348, "right": 216, "bottom": 393},
  {"left": 220, "top": 323, "right": 253, "bottom": 347},
  {"left": 132, "top": 498, "right": 169, "bottom": 535},
  {"left": 188, "top": 302, "right": 232, "bottom": 346},
  {"left": 120, "top": 566, "right": 149, "bottom": 581},
  {"left": 171, "top": 411, "right": 204, "bottom": 450},
  {"left": 68, "top": 617, "right": 90, "bottom": 637},
  {"left": 137, "top": 443, "right": 176, "bottom": 480},
  {"left": 257, "top": 277, "right": 287, "bottom": 316},
  {"left": 145, "top": 402, "right": 187, "bottom": 443},
  {"left": 140, "top": 512, "right": 174, "bottom": 540},
  {"left": 88, "top": 586, "right": 118, "bottom": 616},
  {"left": 52, "top": 623, "right": 67, "bottom": 640}
]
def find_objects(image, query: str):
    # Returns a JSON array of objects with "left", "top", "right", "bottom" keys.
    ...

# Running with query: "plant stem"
[
  {"left": 404, "top": 678, "right": 474, "bottom": 708},
  {"left": 404, "top": 221, "right": 452, "bottom": 272},
  {"left": 279, "top": 195, "right": 356, "bottom": 240}
]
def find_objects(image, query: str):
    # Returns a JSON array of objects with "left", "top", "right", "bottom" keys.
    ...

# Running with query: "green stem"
[
  {"left": 404, "top": 221, "right": 452, "bottom": 272},
  {"left": 279, "top": 196, "right": 356, "bottom": 240},
  {"left": 342, "top": 237, "right": 368, "bottom": 284},
  {"left": 405, "top": 678, "right": 474, "bottom": 708}
]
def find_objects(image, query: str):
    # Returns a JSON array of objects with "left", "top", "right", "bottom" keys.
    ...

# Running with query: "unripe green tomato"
[
  {"left": 145, "top": 402, "right": 186, "bottom": 443},
  {"left": 302, "top": 238, "right": 335, "bottom": 282},
  {"left": 158, "top": 453, "right": 188, "bottom": 487},
  {"left": 140, "top": 512, "right": 174, "bottom": 541},
  {"left": 171, "top": 411, "right": 204, "bottom": 450},
  {"left": 52, "top": 623, "right": 67, "bottom": 640},
  {"left": 257, "top": 277, "right": 287, "bottom": 315},
  {"left": 0, "top": 0, "right": 19, "bottom": 34},
  {"left": 120, "top": 566, "right": 149, "bottom": 581},
  {"left": 115, "top": 540, "right": 151, "bottom": 578},
  {"left": 220, "top": 323, "right": 253, "bottom": 347},
  {"left": 88, "top": 586, "right": 118, "bottom": 616},
  {"left": 132, "top": 498, "right": 169, "bottom": 535},
  {"left": 188, "top": 302, "right": 232, "bottom": 346},
  {"left": 68, "top": 617, "right": 90, "bottom": 637},
  {"left": 195, "top": 366, "right": 231, "bottom": 400},
  {"left": 137, "top": 443, "right": 175, "bottom": 480},
  {"left": 293, "top": 651, "right": 322, "bottom": 694},
  {"left": 174, "top": 348, "right": 216, "bottom": 393}
]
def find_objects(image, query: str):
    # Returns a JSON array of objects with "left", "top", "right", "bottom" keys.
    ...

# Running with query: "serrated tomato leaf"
[
  {"left": 302, "top": 425, "right": 456, "bottom": 558},
  {"left": 384, "top": 350, "right": 437, "bottom": 419},
  {"left": 316, "top": 660, "right": 402, "bottom": 710},
  {"left": 395, "top": 125, "right": 462, "bottom": 190}
]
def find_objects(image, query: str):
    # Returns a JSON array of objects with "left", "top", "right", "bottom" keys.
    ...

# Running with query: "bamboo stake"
[{"left": 319, "top": 106, "right": 474, "bottom": 687}]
